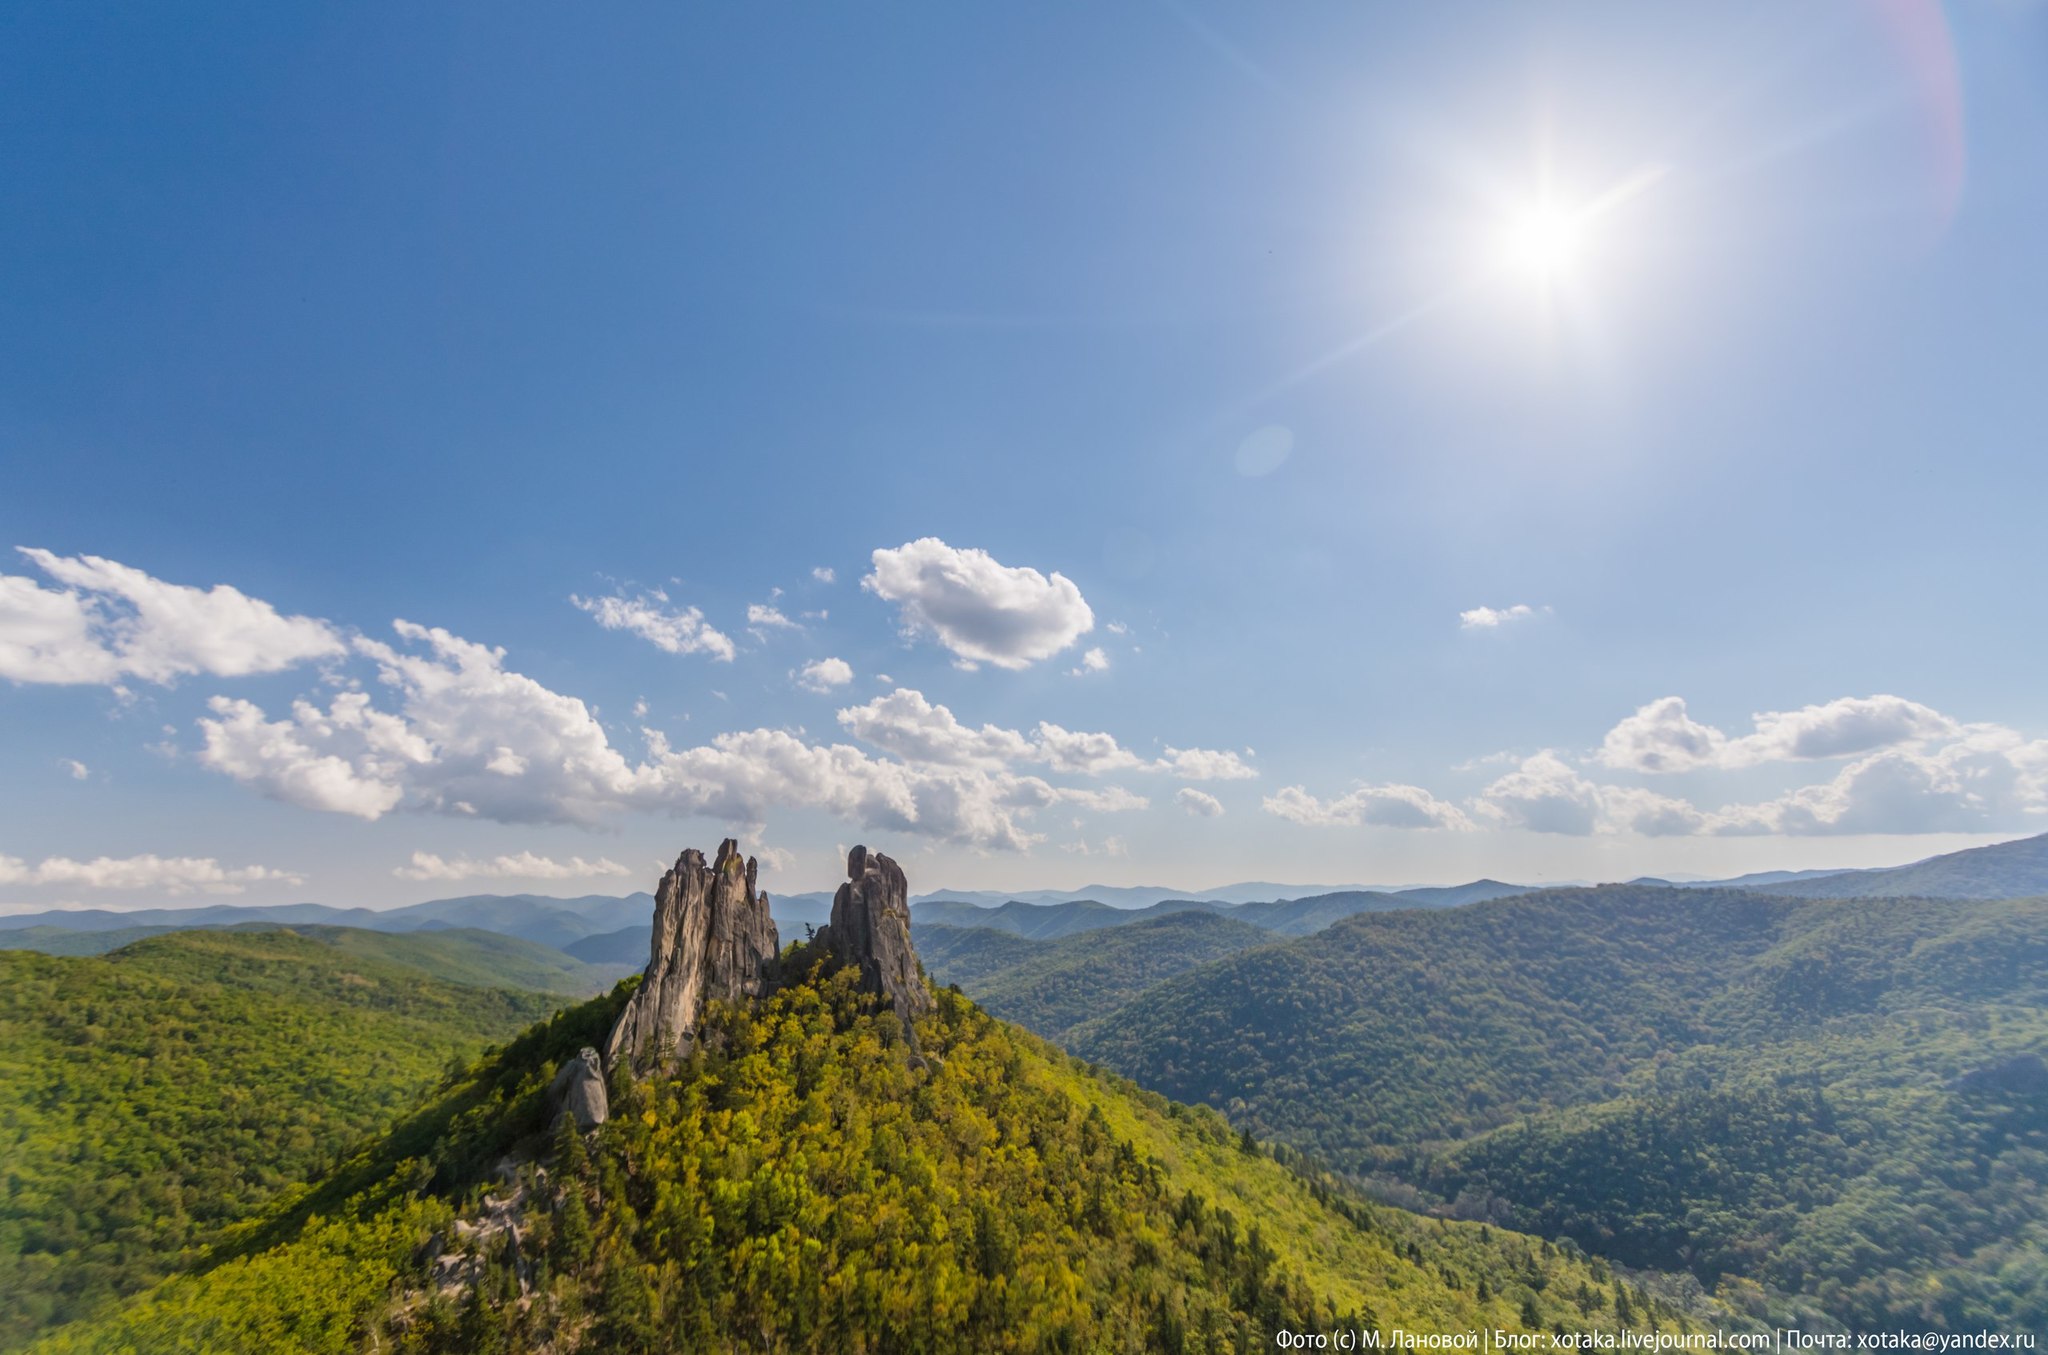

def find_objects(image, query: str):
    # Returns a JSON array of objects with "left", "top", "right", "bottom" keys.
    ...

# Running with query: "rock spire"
[
  {"left": 818, "top": 845, "right": 933, "bottom": 1033},
  {"left": 604, "top": 839, "right": 780, "bottom": 1071}
]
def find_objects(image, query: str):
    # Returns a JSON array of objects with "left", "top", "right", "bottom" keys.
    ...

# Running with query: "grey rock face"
[
  {"left": 604, "top": 839, "right": 780, "bottom": 1071},
  {"left": 549, "top": 1046, "right": 609, "bottom": 1131},
  {"left": 821, "top": 844, "right": 933, "bottom": 1032}
]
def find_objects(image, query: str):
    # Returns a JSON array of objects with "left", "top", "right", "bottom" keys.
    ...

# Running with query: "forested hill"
[
  {"left": 920, "top": 910, "right": 1275, "bottom": 1038},
  {"left": 1071, "top": 885, "right": 2048, "bottom": 1331},
  {"left": 0, "top": 928, "right": 571, "bottom": 1350},
  {"left": 23, "top": 955, "right": 1702, "bottom": 1353},
  {"left": 1741, "top": 830, "right": 2048, "bottom": 900}
]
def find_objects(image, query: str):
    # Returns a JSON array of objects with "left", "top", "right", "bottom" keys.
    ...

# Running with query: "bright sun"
[{"left": 1499, "top": 202, "right": 1586, "bottom": 283}]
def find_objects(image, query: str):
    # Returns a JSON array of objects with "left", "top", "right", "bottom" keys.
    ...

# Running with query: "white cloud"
[
  {"left": 197, "top": 628, "right": 1086, "bottom": 850},
  {"left": 1464, "top": 740, "right": 2041, "bottom": 839},
  {"left": 1155, "top": 745, "right": 1257, "bottom": 781},
  {"left": 1106, "top": 621, "right": 1130, "bottom": 636},
  {"left": 1459, "top": 603, "right": 1546, "bottom": 630},
  {"left": 836, "top": 688, "right": 1034, "bottom": 767},
  {"left": 1597, "top": 694, "right": 1959, "bottom": 774},
  {"left": 1061, "top": 834, "right": 1130, "bottom": 858},
  {"left": 0, "top": 853, "right": 302, "bottom": 895},
  {"left": 1177, "top": 788, "right": 1225, "bottom": 818},
  {"left": 795, "top": 657, "right": 854, "bottom": 693},
  {"left": 1264, "top": 783, "right": 1472, "bottom": 830},
  {"left": 863, "top": 538, "right": 1094, "bottom": 670},
  {"left": 1594, "top": 696, "right": 1729, "bottom": 773},
  {"left": 747, "top": 603, "right": 798, "bottom": 631},
  {"left": 1069, "top": 646, "right": 1110, "bottom": 676},
  {"left": 643, "top": 725, "right": 1048, "bottom": 851},
  {"left": 571, "top": 589, "right": 734, "bottom": 661},
  {"left": 61, "top": 759, "right": 89, "bottom": 781},
  {"left": 1054, "top": 785, "right": 1149, "bottom": 813},
  {"left": 0, "top": 548, "right": 344, "bottom": 686},
  {"left": 839, "top": 690, "right": 1250, "bottom": 793},
  {"left": 202, "top": 623, "right": 631, "bottom": 824},
  {"left": 1740, "top": 695, "right": 1958, "bottom": 764},
  {"left": 753, "top": 845, "right": 798, "bottom": 873},
  {"left": 392, "top": 851, "right": 632, "bottom": 882},
  {"left": 1473, "top": 751, "right": 1610, "bottom": 835},
  {"left": 1033, "top": 722, "right": 1145, "bottom": 775},
  {"left": 1712, "top": 729, "right": 2048, "bottom": 836},
  {"left": 198, "top": 690, "right": 422, "bottom": 819},
  {"left": 811, "top": 567, "right": 836, "bottom": 584}
]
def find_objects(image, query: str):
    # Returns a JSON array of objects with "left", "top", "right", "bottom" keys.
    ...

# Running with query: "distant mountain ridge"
[
  {"left": 0, "top": 891, "right": 657, "bottom": 952},
  {"left": 1728, "top": 831, "right": 2048, "bottom": 899}
]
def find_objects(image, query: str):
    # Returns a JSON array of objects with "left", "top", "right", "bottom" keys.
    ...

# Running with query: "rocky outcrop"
[
  {"left": 604, "top": 840, "right": 780, "bottom": 1071},
  {"left": 549, "top": 1047, "right": 609, "bottom": 1131},
  {"left": 818, "top": 845, "right": 933, "bottom": 1033}
]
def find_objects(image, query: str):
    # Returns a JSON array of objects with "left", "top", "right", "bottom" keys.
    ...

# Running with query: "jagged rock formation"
[
  {"left": 817, "top": 845, "right": 933, "bottom": 1034},
  {"left": 604, "top": 840, "right": 779, "bottom": 1071},
  {"left": 548, "top": 1047, "right": 608, "bottom": 1131}
]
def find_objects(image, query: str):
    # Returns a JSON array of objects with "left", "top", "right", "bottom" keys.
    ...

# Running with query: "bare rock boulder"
[
  {"left": 549, "top": 1046, "right": 609, "bottom": 1131},
  {"left": 603, "top": 839, "right": 780, "bottom": 1072}
]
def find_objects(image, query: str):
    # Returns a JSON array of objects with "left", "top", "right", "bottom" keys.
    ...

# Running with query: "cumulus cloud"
[
  {"left": 202, "top": 623, "right": 634, "bottom": 824},
  {"left": 1471, "top": 733, "right": 2048, "bottom": 839},
  {"left": 835, "top": 689, "right": 1033, "bottom": 767},
  {"left": 198, "top": 690, "right": 423, "bottom": 819},
  {"left": 1741, "top": 695, "right": 1959, "bottom": 764},
  {"left": 1472, "top": 752, "right": 1605, "bottom": 834},
  {"left": 1459, "top": 603, "right": 1545, "bottom": 630},
  {"left": 0, "top": 548, "right": 344, "bottom": 686},
  {"left": 570, "top": 589, "right": 734, "bottom": 661},
  {"left": 863, "top": 538, "right": 1093, "bottom": 670},
  {"left": 1264, "top": 783, "right": 1472, "bottom": 830},
  {"left": 795, "top": 657, "right": 854, "bottom": 693},
  {"left": 747, "top": 603, "right": 798, "bottom": 632},
  {"left": 835, "top": 689, "right": 1250, "bottom": 793},
  {"left": 392, "top": 851, "right": 632, "bottom": 882},
  {"left": 1594, "top": 696, "right": 1729, "bottom": 773},
  {"left": 811, "top": 567, "right": 836, "bottom": 584},
  {"left": 61, "top": 759, "right": 89, "bottom": 781},
  {"left": 1033, "top": 722, "right": 1146, "bottom": 775},
  {"left": 1597, "top": 694, "right": 1960, "bottom": 773},
  {"left": 1711, "top": 729, "right": 2048, "bottom": 836},
  {"left": 1070, "top": 647, "right": 1110, "bottom": 676},
  {"left": 1054, "top": 785, "right": 1150, "bottom": 814},
  {"left": 194, "top": 629, "right": 1148, "bottom": 851},
  {"left": 1177, "top": 788, "right": 1224, "bottom": 818},
  {"left": 0, "top": 852, "right": 302, "bottom": 894},
  {"left": 1155, "top": 746, "right": 1257, "bottom": 781}
]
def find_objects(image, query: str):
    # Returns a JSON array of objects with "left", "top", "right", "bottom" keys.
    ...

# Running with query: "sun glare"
[{"left": 1499, "top": 202, "right": 1586, "bottom": 283}]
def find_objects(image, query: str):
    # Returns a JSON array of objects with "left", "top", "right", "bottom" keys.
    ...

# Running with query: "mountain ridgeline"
[
  {"left": 1069, "top": 883, "right": 2048, "bottom": 1331},
  {"left": 20, "top": 843, "right": 1698, "bottom": 1354}
]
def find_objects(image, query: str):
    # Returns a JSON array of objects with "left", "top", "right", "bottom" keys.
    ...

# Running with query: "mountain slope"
[
  {"left": 909, "top": 888, "right": 1439, "bottom": 943},
  {"left": 24, "top": 960, "right": 1695, "bottom": 1353},
  {"left": 913, "top": 921, "right": 1051, "bottom": 987},
  {"left": 1744, "top": 831, "right": 2048, "bottom": 900},
  {"left": 0, "top": 929, "right": 572, "bottom": 1350},
  {"left": 922, "top": 910, "right": 1274, "bottom": 1039},
  {"left": 1071, "top": 886, "right": 2048, "bottom": 1330},
  {"left": 0, "top": 891, "right": 655, "bottom": 950}
]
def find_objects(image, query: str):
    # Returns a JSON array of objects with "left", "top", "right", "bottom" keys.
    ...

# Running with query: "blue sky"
[{"left": 5, "top": 1, "right": 2047, "bottom": 909}]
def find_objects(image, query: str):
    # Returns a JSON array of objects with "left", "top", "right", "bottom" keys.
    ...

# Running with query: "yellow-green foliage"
[
  {"left": 29, "top": 962, "right": 1678, "bottom": 1354},
  {"left": 0, "top": 930, "right": 563, "bottom": 1349}
]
